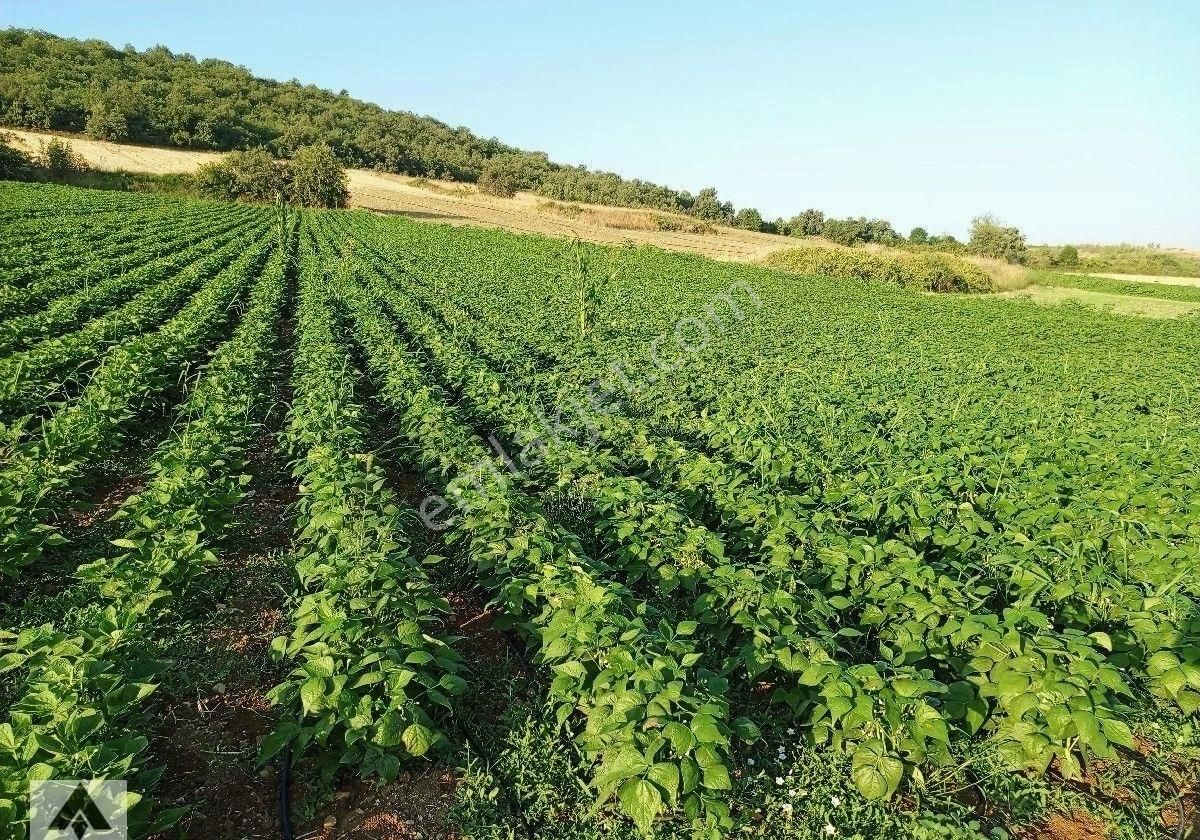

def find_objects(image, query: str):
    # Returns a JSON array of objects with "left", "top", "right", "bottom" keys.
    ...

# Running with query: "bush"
[
  {"left": 0, "top": 131, "right": 33, "bottom": 179},
  {"left": 909, "top": 227, "right": 929, "bottom": 245},
  {"left": 968, "top": 214, "right": 1028, "bottom": 264},
  {"left": 786, "top": 208, "right": 825, "bottom": 237},
  {"left": 764, "top": 245, "right": 994, "bottom": 293},
  {"left": 821, "top": 216, "right": 900, "bottom": 247},
  {"left": 193, "top": 148, "right": 287, "bottom": 203},
  {"left": 478, "top": 161, "right": 520, "bottom": 197},
  {"left": 690, "top": 187, "right": 734, "bottom": 224},
  {"left": 926, "top": 234, "right": 966, "bottom": 253},
  {"left": 85, "top": 101, "right": 128, "bottom": 141},
  {"left": 38, "top": 138, "right": 87, "bottom": 179},
  {"left": 734, "top": 207, "right": 764, "bottom": 232},
  {"left": 1057, "top": 245, "right": 1079, "bottom": 268},
  {"left": 289, "top": 143, "right": 349, "bottom": 208}
]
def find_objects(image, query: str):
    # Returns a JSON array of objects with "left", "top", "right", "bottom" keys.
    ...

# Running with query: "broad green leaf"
[{"left": 618, "top": 778, "right": 662, "bottom": 834}]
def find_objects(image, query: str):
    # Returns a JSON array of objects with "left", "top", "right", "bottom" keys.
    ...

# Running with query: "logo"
[{"left": 29, "top": 781, "right": 128, "bottom": 840}]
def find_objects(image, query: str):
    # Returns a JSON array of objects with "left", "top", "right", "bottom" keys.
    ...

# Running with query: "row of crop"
[
  {"left": 259, "top": 225, "right": 467, "bottom": 783},
  {"left": 334, "top": 215, "right": 1150, "bottom": 787},
  {"left": 0, "top": 231, "right": 274, "bottom": 581},
  {"left": 358, "top": 212, "right": 1200, "bottom": 725},
  {"left": 0, "top": 200, "right": 234, "bottom": 291},
  {"left": 526, "top": 364, "right": 1150, "bottom": 769},
  {"left": 0, "top": 226, "right": 290, "bottom": 834},
  {"left": 616, "top": 363, "right": 1200, "bottom": 717},
  {"left": 309, "top": 216, "right": 748, "bottom": 835},
  {"left": 0, "top": 213, "right": 256, "bottom": 354},
  {"left": 0, "top": 181, "right": 157, "bottom": 219},
  {"left": 0, "top": 204, "right": 258, "bottom": 318},
  {"left": 331, "top": 223, "right": 956, "bottom": 805},
  {"left": 333, "top": 211, "right": 1200, "bottom": 727},
  {"left": 0, "top": 206, "right": 174, "bottom": 285},
  {"left": 0, "top": 219, "right": 270, "bottom": 418}
]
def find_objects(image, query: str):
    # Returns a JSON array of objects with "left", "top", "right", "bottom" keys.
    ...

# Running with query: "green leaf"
[
  {"left": 595, "top": 747, "right": 649, "bottom": 789},
  {"left": 663, "top": 721, "right": 696, "bottom": 755},
  {"left": 299, "top": 677, "right": 326, "bottom": 715},
  {"left": 647, "top": 763, "right": 680, "bottom": 804},
  {"left": 304, "top": 655, "right": 336, "bottom": 678},
  {"left": 258, "top": 726, "right": 295, "bottom": 763},
  {"left": 373, "top": 709, "right": 405, "bottom": 747},
  {"left": 402, "top": 723, "right": 439, "bottom": 757},
  {"left": 1099, "top": 717, "right": 1135, "bottom": 750},
  {"left": 618, "top": 778, "right": 662, "bottom": 835},
  {"left": 731, "top": 717, "right": 760, "bottom": 742},
  {"left": 701, "top": 763, "right": 732, "bottom": 791},
  {"left": 850, "top": 739, "right": 904, "bottom": 800},
  {"left": 675, "top": 621, "right": 699, "bottom": 637}
]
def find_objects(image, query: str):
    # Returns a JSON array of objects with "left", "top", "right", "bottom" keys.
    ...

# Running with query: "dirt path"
[
  {"left": 5, "top": 128, "right": 796, "bottom": 263},
  {"left": 1071, "top": 271, "right": 1200, "bottom": 287}
]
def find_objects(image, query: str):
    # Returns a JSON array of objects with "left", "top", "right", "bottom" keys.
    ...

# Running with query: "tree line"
[{"left": 1, "top": 29, "right": 1044, "bottom": 259}]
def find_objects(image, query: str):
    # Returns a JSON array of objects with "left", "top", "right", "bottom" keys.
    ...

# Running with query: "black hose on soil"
[{"left": 279, "top": 746, "right": 294, "bottom": 840}]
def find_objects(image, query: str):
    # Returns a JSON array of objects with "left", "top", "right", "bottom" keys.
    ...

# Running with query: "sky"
[{"left": 3, "top": 1, "right": 1198, "bottom": 246}]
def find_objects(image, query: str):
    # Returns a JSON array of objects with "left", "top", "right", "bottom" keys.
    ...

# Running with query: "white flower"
[
  {"left": 775, "top": 776, "right": 784, "bottom": 786},
  {"left": 746, "top": 758, "right": 755, "bottom": 766},
  {"left": 787, "top": 727, "right": 796, "bottom": 735},
  {"left": 830, "top": 795, "right": 841, "bottom": 807},
  {"left": 781, "top": 803, "right": 793, "bottom": 816},
  {"left": 825, "top": 824, "right": 837, "bottom": 836}
]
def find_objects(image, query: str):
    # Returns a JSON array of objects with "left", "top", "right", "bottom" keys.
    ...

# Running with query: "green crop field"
[{"left": 1, "top": 181, "right": 1198, "bottom": 839}]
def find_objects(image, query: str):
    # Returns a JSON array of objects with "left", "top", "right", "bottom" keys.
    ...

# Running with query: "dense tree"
[
  {"left": 477, "top": 158, "right": 522, "bottom": 197},
  {"left": 0, "top": 30, "right": 1034, "bottom": 242},
  {"left": 908, "top": 226, "right": 929, "bottom": 245},
  {"left": 821, "top": 216, "right": 900, "bottom": 247},
  {"left": 690, "top": 187, "right": 734, "bottom": 224},
  {"left": 735, "top": 207, "right": 764, "bottom": 232},
  {"left": 786, "top": 208, "right": 825, "bottom": 237},
  {"left": 289, "top": 143, "right": 348, "bottom": 208},
  {"left": 968, "top": 214, "right": 1028, "bottom": 264},
  {"left": 0, "top": 29, "right": 704, "bottom": 214}
]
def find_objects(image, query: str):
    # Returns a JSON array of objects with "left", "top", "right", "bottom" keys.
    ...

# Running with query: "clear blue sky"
[{"left": 4, "top": 1, "right": 1198, "bottom": 246}]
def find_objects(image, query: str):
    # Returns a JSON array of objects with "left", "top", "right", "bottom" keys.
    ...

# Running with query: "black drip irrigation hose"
[{"left": 279, "top": 746, "right": 294, "bottom": 840}]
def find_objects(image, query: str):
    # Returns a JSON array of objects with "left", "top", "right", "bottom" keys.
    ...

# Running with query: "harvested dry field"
[{"left": 6, "top": 128, "right": 796, "bottom": 263}]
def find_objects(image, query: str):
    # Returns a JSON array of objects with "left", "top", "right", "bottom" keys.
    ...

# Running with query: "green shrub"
[
  {"left": 193, "top": 148, "right": 286, "bottom": 203},
  {"left": 1056, "top": 245, "right": 1079, "bottom": 268},
  {"left": 478, "top": 160, "right": 520, "bottom": 197},
  {"left": 764, "top": 245, "right": 994, "bottom": 293},
  {"left": 909, "top": 226, "right": 929, "bottom": 245},
  {"left": 735, "top": 207, "right": 764, "bottom": 231},
  {"left": 38, "top": 137, "right": 87, "bottom": 179},
  {"left": 968, "top": 214, "right": 1028, "bottom": 264},
  {"left": 0, "top": 131, "right": 33, "bottom": 179},
  {"left": 193, "top": 146, "right": 347, "bottom": 207},
  {"left": 288, "top": 143, "right": 348, "bottom": 208},
  {"left": 785, "top": 208, "right": 825, "bottom": 237}
]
